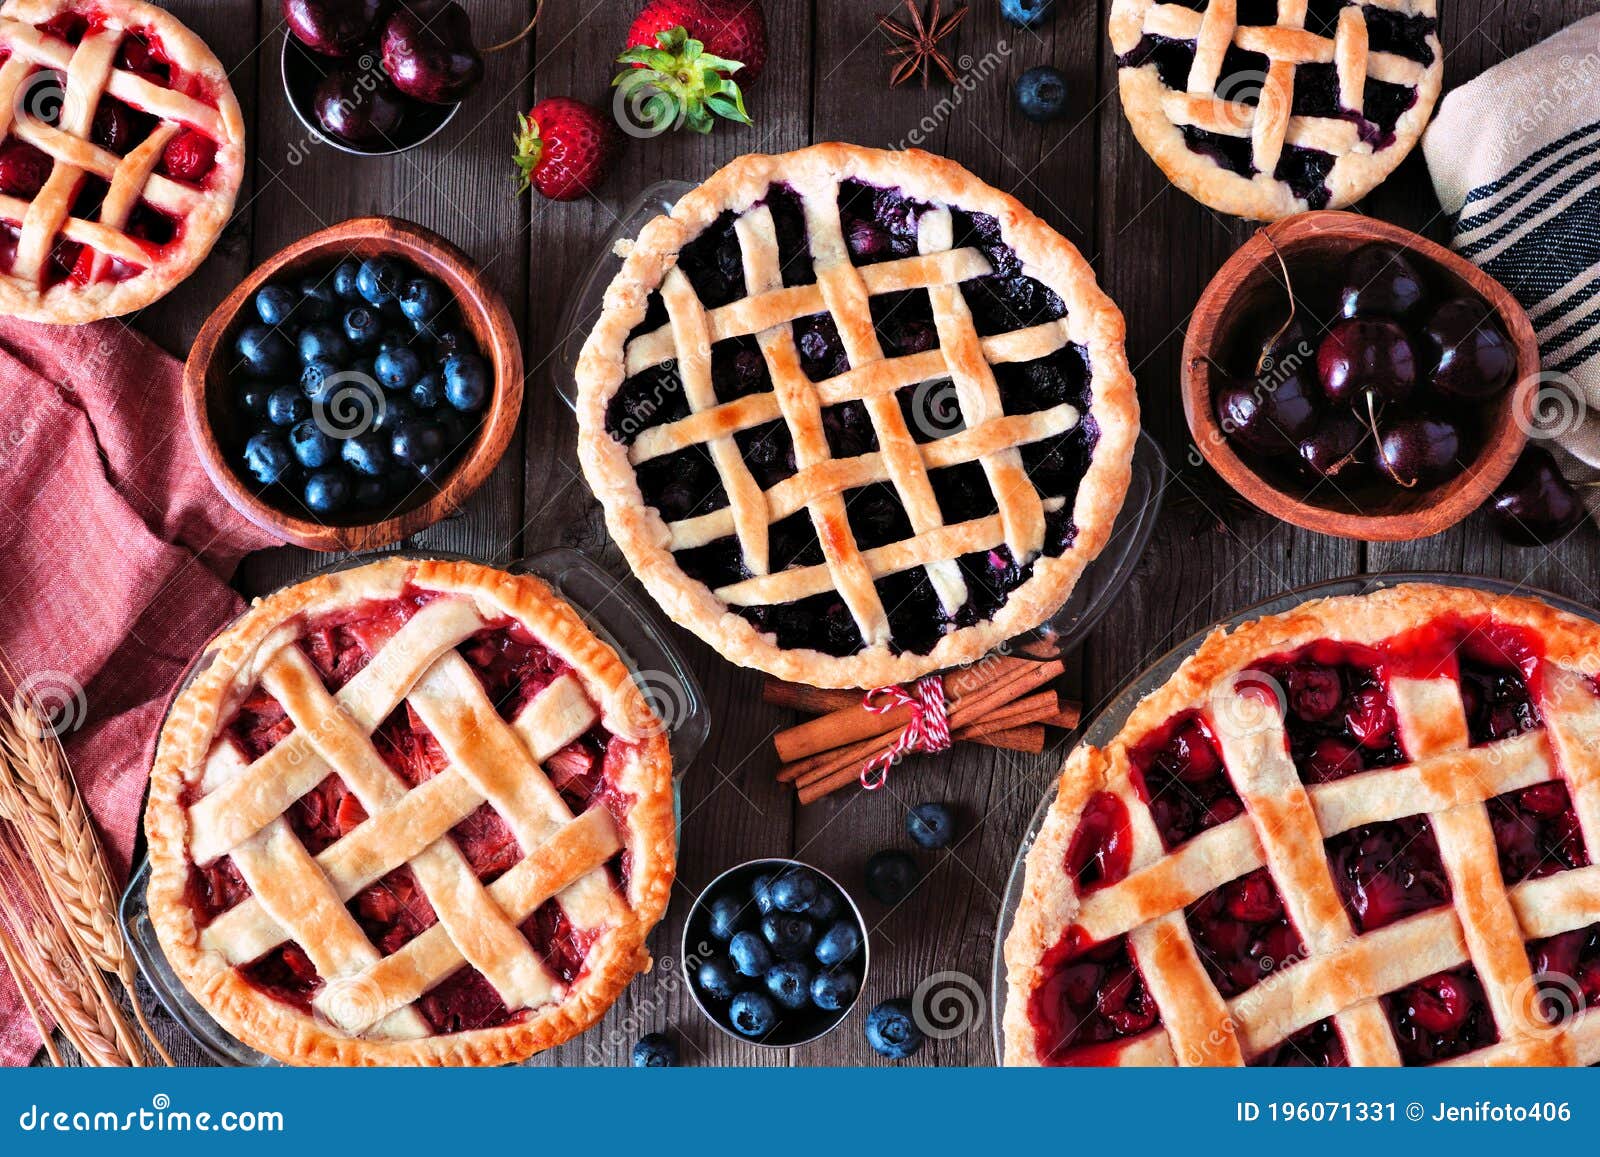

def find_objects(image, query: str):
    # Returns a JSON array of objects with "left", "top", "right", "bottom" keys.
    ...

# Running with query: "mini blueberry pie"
[
  {"left": 576, "top": 144, "right": 1138, "bottom": 689},
  {"left": 1110, "top": 0, "right": 1443, "bottom": 219},
  {"left": 1004, "top": 583, "right": 1600, "bottom": 1066},
  {"left": 0, "top": 0, "right": 244, "bottom": 322},
  {"left": 145, "top": 558, "right": 675, "bottom": 1066}
]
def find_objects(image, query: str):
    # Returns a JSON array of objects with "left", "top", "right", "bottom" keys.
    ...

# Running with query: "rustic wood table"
[{"left": 100, "top": 0, "right": 1597, "bottom": 1068}]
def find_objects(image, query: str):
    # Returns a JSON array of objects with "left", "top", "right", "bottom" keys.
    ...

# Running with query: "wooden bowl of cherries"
[{"left": 1183, "top": 213, "right": 1547, "bottom": 541}]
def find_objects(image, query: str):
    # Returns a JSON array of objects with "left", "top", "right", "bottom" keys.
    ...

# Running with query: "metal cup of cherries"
[
  {"left": 1214, "top": 242, "right": 1516, "bottom": 498},
  {"left": 683, "top": 858, "right": 868, "bottom": 1047},
  {"left": 231, "top": 253, "right": 491, "bottom": 519}
]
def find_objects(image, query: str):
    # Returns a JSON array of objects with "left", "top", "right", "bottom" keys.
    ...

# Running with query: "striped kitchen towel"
[{"left": 1422, "top": 12, "right": 1600, "bottom": 519}]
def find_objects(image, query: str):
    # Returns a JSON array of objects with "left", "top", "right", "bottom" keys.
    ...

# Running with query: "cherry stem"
[
  {"left": 1365, "top": 389, "right": 1415, "bottom": 488},
  {"left": 1255, "top": 232, "right": 1298, "bottom": 379},
  {"left": 485, "top": 0, "right": 545, "bottom": 54}
]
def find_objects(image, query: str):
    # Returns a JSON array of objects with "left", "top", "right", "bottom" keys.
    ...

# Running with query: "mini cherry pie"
[
  {"left": 0, "top": 0, "right": 243, "bottom": 322},
  {"left": 145, "top": 558, "right": 675, "bottom": 1066},
  {"left": 576, "top": 144, "right": 1138, "bottom": 689},
  {"left": 1109, "top": 0, "right": 1443, "bottom": 219},
  {"left": 1004, "top": 583, "right": 1600, "bottom": 1066}
]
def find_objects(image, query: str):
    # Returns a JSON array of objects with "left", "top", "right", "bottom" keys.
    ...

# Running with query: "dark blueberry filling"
[
  {"left": 1021, "top": 422, "right": 1095, "bottom": 502},
  {"left": 820, "top": 399, "right": 878, "bottom": 458},
  {"left": 1255, "top": 642, "right": 1406, "bottom": 784},
  {"left": 626, "top": 290, "right": 670, "bottom": 343},
  {"left": 1215, "top": 44, "right": 1269, "bottom": 103},
  {"left": 1303, "top": 0, "right": 1349, "bottom": 38},
  {"left": 1041, "top": 506, "right": 1079, "bottom": 558},
  {"left": 1185, "top": 867, "right": 1306, "bottom": 997},
  {"left": 676, "top": 209, "right": 746, "bottom": 308},
  {"left": 762, "top": 183, "right": 815, "bottom": 287},
  {"left": 961, "top": 274, "right": 1068, "bottom": 337},
  {"left": 1249, "top": 1018, "right": 1349, "bottom": 1067},
  {"left": 928, "top": 462, "right": 995, "bottom": 523},
  {"left": 733, "top": 419, "right": 797, "bottom": 489},
  {"left": 603, "top": 364, "right": 687, "bottom": 445},
  {"left": 875, "top": 568, "right": 946, "bottom": 655},
  {"left": 1363, "top": 9, "right": 1437, "bottom": 64},
  {"left": 870, "top": 290, "right": 939, "bottom": 356},
  {"left": 770, "top": 509, "right": 824, "bottom": 568},
  {"left": 794, "top": 313, "right": 850, "bottom": 380},
  {"left": 1526, "top": 923, "right": 1600, "bottom": 1024},
  {"left": 675, "top": 536, "right": 748, "bottom": 590},
  {"left": 1383, "top": 967, "right": 1498, "bottom": 1065},
  {"left": 711, "top": 335, "right": 771, "bottom": 403},
  {"left": 737, "top": 593, "right": 863, "bottom": 656},
  {"left": 1116, "top": 34, "right": 1197, "bottom": 91},
  {"left": 1274, "top": 145, "right": 1336, "bottom": 209},
  {"left": 993, "top": 344, "right": 1092, "bottom": 414},
  {"left": 1130, "top": 710, "right": 1242, "bottom": 850},
  {"left": 1291, "top": 62, "right": 1342, "bottom": 119},
  {"left": 1325, "top": 815, "right": 1451, "bottom": 934},
  {"left": 951, "top": 208, "right": 1021, "bottom": 278},
  {"left": 1182, "top": 125, "right": 1256, "bottom": 177},
  {"left": 954, "top": 546, "right": 1033, "bottom": 626},
  {"left": 897, "top": 379, "right": 966, "bottom": 444},
  {"left": 1487, "top": 780, "right": 1588, "bottom": 884},
  {"left": 1235, "top": 0, "right": 1280, "bottom": 25},
  {"left": 1361, "top": 80, "right": 1418, "bottom": 146},
  {"left": 1028, "top": 931, "right": 1163, "bottom": 1064},
  {"left": 634, "top": 444, "right": 728, "bottom": 522},
  {"left": 844, "top": 483, "right": 912, "bottom": 550},
  {"left": 839, "top": 179, "right": 931, "bottom": 266}
]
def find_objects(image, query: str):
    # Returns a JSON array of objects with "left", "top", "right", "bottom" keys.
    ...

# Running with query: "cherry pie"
[
  {"left": 145, "top": 558, "right": 675, "bottom": 1066},
  {"left": 1003, "top": 583, "right": 1600, "bottom": 1066},
  {"left": 0, "top": 0, "right": 243, "bottom": 322},
  {"left": 576, "top": 144, "right": 1138, "bottom": 689},
  {"left": 1110, "top": 0, "right": 1443, "bottom": 219}
]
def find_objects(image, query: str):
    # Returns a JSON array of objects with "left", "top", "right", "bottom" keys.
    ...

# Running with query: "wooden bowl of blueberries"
[
  {"left": 1183, "top": 212, "right": 1538, "bottom": 541},
  {"left": 183, "top": 216, "right": 522, "bottom": 551}
]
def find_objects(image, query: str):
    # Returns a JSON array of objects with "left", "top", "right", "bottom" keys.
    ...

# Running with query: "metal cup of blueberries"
[{"left": 231, "top": 254, "right": 492, "bottom": 520}]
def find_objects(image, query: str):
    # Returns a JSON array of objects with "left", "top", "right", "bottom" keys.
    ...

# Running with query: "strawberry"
[
  {"left": 161, "top": 130, "right": 216, "bottom": 183},
  {"left": 625, "top": 0, "right": 768, "bottom": 82},
  {"left": 614, "top": 26, "right": 752, "bottom": 135},
  {"left": 513, "top": 97, "right": 621, "bottom": 202}
]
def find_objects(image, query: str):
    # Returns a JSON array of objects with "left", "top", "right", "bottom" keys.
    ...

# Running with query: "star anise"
[{"left": 877, "top": 0, "right": 969, "bottom": 89}]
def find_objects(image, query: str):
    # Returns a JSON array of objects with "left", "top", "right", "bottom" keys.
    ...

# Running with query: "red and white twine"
[{"left": 858, "top": 674, "right": 951, "bottom": 790}]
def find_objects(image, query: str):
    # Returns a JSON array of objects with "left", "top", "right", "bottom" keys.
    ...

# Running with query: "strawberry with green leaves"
[
  {"left": 513, "top": 97, "right": 622, "bottom": 202},
  {"left": 614, "top": 26, "right": 753, "bottom": 135},
  {"left": 624, "top": 0, "right": 768, "bottom": 81}
]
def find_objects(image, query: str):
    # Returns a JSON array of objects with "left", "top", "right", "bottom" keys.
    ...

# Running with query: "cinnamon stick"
[{"left": 979, "top": 725, "right": 1045, "bottom": 753}]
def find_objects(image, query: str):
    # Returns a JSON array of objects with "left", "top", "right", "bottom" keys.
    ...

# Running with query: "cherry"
[
  {"left": 1297, "top": 413, "right": 1369, "bottom": 481},
  {"left": 1422, "top": 298, "right": 1514, "bottom": 400},
  {"left": 1214, "top": 370, "right": 1319, "bottom": 458},
  {"left": 1376, "top": 415, "right": 1461, "bottom": 489},
  {"left": 1304, "top": 736, "right": 1363, "bottom": 783},
  {"left": 283, "top": 0, "right": 386, "bottom": 58},
  {"left": 1405, "top": 970, "right": 1471, "bottom": 1035},
  {"left": 1339, "top": 243, "right": 1427, "bottom": 320},
  {"left": 1167, "top": 718, "right": 1221, "bottom": 783},
  {"left": 0, "top": 139, "right": 51, "bottom": 197},
  {"left": 1316, "top": 317, "right": 1417, "bottom": 407},
  {"left": 1225, "top": 874, "right": 1282, "bottom": 923},
  {"left": 1343, "top": 685, "right": 1396, "bottom": 748},
  {"left": 90, "top": 98, "right": 133, "bottom": 153},
  {"left": 1490, "top": 447, "right": 1585, "bottom": 545},
  {"left": 313, "top": 69, "right": 406, "bottom": 146},
  {"left": 380, "top": 1, "right": 484, "bottom": 105},
  {"left": 1286, "top": 664, "right": 1341, "bottom": 721},
  {"left": 161, "top": 130, "right": 216, "bottom": 183}
]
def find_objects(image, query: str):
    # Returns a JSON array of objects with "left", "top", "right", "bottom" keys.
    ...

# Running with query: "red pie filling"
[
  {"left": 1254, "top": 640, "right": 1405, "bottom": 784},
  {"left": 1526, "top": 922, "right": 1600, "bottom": 1023},
  {"left": 1382, "top": 966, "right": 1499, "bottom": 1064},
  {"left": 1027, "top": 928, "right": 1162, "bottom": 1064},
  {"left": 1184, "top": 867, "right": 1306, "bottom": 997},
  {"left": 1064, "top": 790, "right": 1132, "bottom": 892},
  {"left": 1488, "top": 780, "right": 1588, "bottom": 883},
  {"left": 1248, "top": 1018, "right": 1348, "bottom": 1067},
  {"left": 1325, "top": 814, "right": 1451, "bottom": 933},
  {"left": 1129, "top": 710, "right": 1240, "bottom": 850},
  {"left": 191, "top": 591, "right": 638, "bottom": 1033}
]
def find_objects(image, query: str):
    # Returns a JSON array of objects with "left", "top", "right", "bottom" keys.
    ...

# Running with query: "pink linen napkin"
[{"left": 0, "top": 317, "right": 279, "bottom": 1065}]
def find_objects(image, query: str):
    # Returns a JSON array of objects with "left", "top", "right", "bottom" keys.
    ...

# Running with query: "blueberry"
[
  {"left": 297, "top": 323, "right": 348, "bottom": 365},
  {"left": 814, "top": 921, "right": 861, "bottom": 967},
  {"left": 906, "top": 802, "right": 956, "bottom": 849},
  {"left": 631, "top": 1032, "right": 678, "bottom": 1067},
  {"left": 806, "top": 887, "right": 840, "bottom": 922},
  {"left": 242, "top": 431, "right": 293, "bottom": 484},
  {"left": 390, "top": 419, "right": 444, "bottom": 466},
  {"left": 254, "top": 284, "right": 296, "bottom": 326},
  {"left": 356, "top": 255, "right": 404, "bottom": 306},
  {"left": 865, "top": 998, "right": 924, "bottom": 1059},
  {"left": 764, "top": 961, "right": 812, "bottom": 1011},
  {"left": 696, "top": 957, "right": 738, "bottom": 1001},
  {"left": 332, "top": 258, "right": 361, "bottom": 300},
  {"left": 300, "top": 357, "right": 342, "bottom": 402},
  {"left": 237, "top": 384, "right": 271, "bottom": 419},
  {"left": 728, "top": 991, "right": 778, "bottom": 1038},
  {"left": 443, "top": 352, "right": 489, "bottom": 411},
  {"left": 375, "top": 346, "right": 422, "bottom": 390},
  {"left": 708, "top": 894, "right": 744, "bottom": 940},
  {"left": 288, "top": 419, "right": 335, "bottom": 468},
  {"left": 770, "top": 869, "right": 821, "bottom": 914},
  {"left": 297, "top": 276, "right": 338, "bottom": 322},
  {"left": 761, "top": 912, "right": 815, "bottom": 960},
  {"left": 1015, "top": 66, "right": 1069, "bottom": 122},
  {"left": 265, "top": 385, "right": 309, "bottom": 427},
  {"left": 865, "top": 850, "right": 920, "bottom": 904},
  {"left": 410, "top": 371, "right": 443, "bottom": 410},
  {"left": 341, "top": 432, "right": 388, "bottom": 477},
  {"left": 235, "top": 324, "right": 294, "bottom": 378},
  {"left": 399, "top": 277, "right": 445, "bottom": 326},
  {"left": 752, "top": 874, "right": 777, "bottom": 914},
  {"left": 432, "top": 325, "right": 470, "bottom": 357},
  {"left": 811, "top": 969, "right": 859, "bottom": 1012},
  {"left": 377, "top": 328, "right": 412, "bottom": 352},
  {"left": 303, "top": 469, "right": 351, "bottom": 514},
  {"left": 343, "top": 306, "right": 381, "bottom": 349},
  {"left": 729, "top": 930, "right": 772, "bottom": 978},
  {"left": 372, "top": 392, "right": 415, "bottom": 433},
  {"left": 1000, "top": 0, "right": 1055, "bottom": 28}
]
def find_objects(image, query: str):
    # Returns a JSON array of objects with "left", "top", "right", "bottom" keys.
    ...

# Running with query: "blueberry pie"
[
  {"left": 1004, "top": 584, "right": 1600, "bottom": 1066},
  {"left": 0, "top": 0, "right": 244, "bottom": 322},
  {"left": 576, "top": 144, "right": 1138, "bottom": 688},
  {"left": 145, "top": 558, "right": 675, "bottom": 1065},
  {"left": 1110, "top": 0, "right": 1442, "bottom": 219}
]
